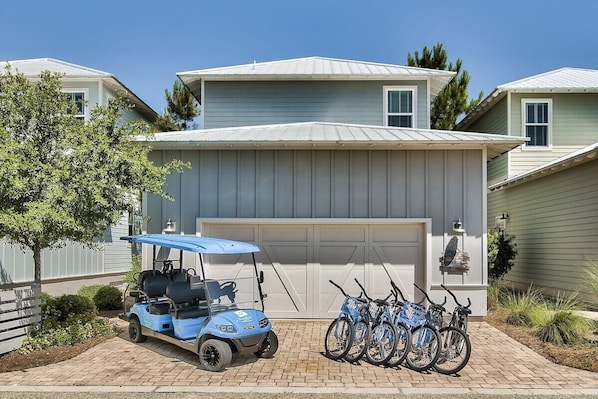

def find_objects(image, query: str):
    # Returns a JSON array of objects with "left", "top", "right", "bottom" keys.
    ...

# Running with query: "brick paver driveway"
[{"left": 1, "top": 320, "right": 597, "bottom": 396}]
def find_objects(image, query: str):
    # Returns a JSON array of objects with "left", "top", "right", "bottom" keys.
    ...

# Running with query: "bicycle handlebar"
[
  {"left": 389, "top": 279, "right": 406, "bottom": 302},
  {"left": 414, "top": 283, "right": 446, "bottom": 307},
  {"left": 353, "top": 278, "right": 371, "bottom": 301},
  {"left": 440, "top": 283, "right": 472, "bottom": 309},
  {"left": 329, "top": 279, "right": 349, "bottom": 297}
]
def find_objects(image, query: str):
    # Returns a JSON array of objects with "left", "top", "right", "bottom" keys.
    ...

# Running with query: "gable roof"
[
  {"left": 0, "top": 58, "right": 157, "bottom": 121},
  {"left": 178, "top": 56, "right": 456, "bottom": 104},
  {"left": 457, "top": 67, "right": 598, "bottom": 130},
  {"left": 143, "top": 121, "right": 525, "bottom": 160},
  {"left": 489, "top": 141, "right": 598, "bottom": 191}
]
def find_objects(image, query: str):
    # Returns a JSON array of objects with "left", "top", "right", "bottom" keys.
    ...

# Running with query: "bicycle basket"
[
  {"left": 399, "top": 302, "right": 427, "bottom": 327},
  {"left": 341, "top": 296, "right": 363, "bottom": 319}
]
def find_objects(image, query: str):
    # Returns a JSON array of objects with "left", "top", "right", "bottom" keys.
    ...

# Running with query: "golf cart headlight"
[
  {"left": 259, "top": 318, "right": 269, "bottom": 328},
  {"left": 216, "top": 324, "right": 236, "bottom": 333}
]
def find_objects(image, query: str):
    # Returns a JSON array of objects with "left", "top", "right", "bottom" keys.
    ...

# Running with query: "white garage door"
[{"left": 202, "top": 221, "right": 424, "bottom": 319}]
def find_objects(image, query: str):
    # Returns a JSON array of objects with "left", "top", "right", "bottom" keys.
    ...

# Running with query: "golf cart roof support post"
[
  {"left": 152, "top": 245, "right": 157, "bottom": 270},
  {"left": 252, "top": 252, "right": 265, "bottom": 312},
  {"left": 179, "top": 249, "right": 183, "bottom": 270}
]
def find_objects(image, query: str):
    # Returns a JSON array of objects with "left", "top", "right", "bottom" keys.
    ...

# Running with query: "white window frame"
[
  {"left": 521, "top": 98, "right": 552, "bottom": 150},
  {"left": 62, "top": 88, "right": 89, "bottom": 121},
  {"left": 383, "top": 86, "right": 417, "bottom": 128}
]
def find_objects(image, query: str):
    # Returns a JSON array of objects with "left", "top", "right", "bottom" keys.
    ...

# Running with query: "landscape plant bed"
[{"left": 484, "top": 309, "right": 598, "bottom": 372}]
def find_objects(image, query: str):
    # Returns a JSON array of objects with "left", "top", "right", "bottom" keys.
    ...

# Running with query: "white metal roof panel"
[
  {"left": 143, "top": 121, "right": 525, "bottom": 160},
  {"left": 489, "top": 142, "right": 598, "bottom": 191},
  {"left": 178, "top": 57, "right": 456, "bottom": 103}
]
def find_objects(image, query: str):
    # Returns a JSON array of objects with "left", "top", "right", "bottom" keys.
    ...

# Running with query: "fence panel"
[{"left": 0, "top": 284, "right": 41, "bottom": 355}]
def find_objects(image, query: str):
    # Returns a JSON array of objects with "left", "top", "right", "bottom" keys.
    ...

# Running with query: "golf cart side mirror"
[{"left": 259, "top": 271, "right": 264, "bottom": 284}]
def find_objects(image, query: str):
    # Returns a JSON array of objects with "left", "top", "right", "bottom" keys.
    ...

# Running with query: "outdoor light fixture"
[
  {"left": 452, "top": 218, "right": 466, "bottom": 234},
  {"left": 162, "top": 218, "right": 176, "bottom": 234}
]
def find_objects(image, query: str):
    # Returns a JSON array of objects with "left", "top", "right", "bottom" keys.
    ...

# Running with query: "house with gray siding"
[
  {"left": 457, "top": 67, "right": 598, "bottom": 304},
  {"left": 141, "top": 57, "right": 525, "bottom": 318},
  {"left": 0, "top": 58, "right": 157, "bottom": 293}
]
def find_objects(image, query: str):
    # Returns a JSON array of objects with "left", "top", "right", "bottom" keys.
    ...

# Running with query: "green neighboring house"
[{"left": 457, "top": 67, "right": 598, "bottom": 304}]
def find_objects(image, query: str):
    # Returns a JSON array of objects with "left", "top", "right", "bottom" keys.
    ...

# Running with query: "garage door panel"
[
  {"left": 317, "top": 263, "right": 366, "bottom": 317},
  {"left": 261, "top": 263, "right": 308, "bottom": 317},
  {"left": 371, "top": 226, "right": 420, "bottom": 243},
  {"left": 371, "top": 263, "right": 416, "bottom": 302},
  {"left": 319, "top": 226, "right": 366, "bottom": 242}
]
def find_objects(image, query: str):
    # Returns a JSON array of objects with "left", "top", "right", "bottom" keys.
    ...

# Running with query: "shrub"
[
  {"left": 583, "top": 257, "right": 598, "bottom": 295},
  {"left": 93, "top": 285, "right": 123, "bottom": 310},
  {"left": 501, "top": 285, "right": 542, "bottom": 327},
  {"left": 530, "top": 306, "right": 593, "bottom": 345},
  {"left": 487, "top": 279, "right": 505, "bottom": 310},
  {"left": 488, "top": 230, "right": 517, "bottom": 280},
  {"left": 124, "top": 254, "right": 142, "bottom": 290},
  {"left": 77, "top": 285, "right": 103, "bottom": 302},
  {"left": 18, "top": 318, "right": 119, "bottom": 354},
  {"left": 42, "top": 294, "right": 97, "bottom": 329}
]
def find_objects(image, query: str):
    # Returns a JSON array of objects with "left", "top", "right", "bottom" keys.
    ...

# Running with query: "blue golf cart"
[{"left": 119, "top": 234, "right": 278, "bottom": 372}]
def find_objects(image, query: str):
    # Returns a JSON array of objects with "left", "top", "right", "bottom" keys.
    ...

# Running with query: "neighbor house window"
[
  {"left": 384, "top": 86, "right": 416, "bottom": 128},
  {"left": 523, "top": 99, "right": 551, "bottom": 147},
  {"left": 62, "top": 89, "right": 88, "bottom": 120}
]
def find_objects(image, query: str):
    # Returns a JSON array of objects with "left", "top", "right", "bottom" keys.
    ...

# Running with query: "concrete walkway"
[{"left": 0, "top": 320, "right": 597, "bottom": 396}]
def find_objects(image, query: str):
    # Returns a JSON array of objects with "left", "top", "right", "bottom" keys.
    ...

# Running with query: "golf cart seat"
[
  {"left": 142, "top": 272, "right": 171, "bottom": 315},
  {"left": 166, "top": 281, "right": 209, "bottom": 319}
]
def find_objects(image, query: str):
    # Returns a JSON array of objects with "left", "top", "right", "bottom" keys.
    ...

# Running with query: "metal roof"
[
  {"left": 143, "top": 122, "right": 526, "bottom": 160},
  {"left": 0, "top": 58, "right": 157, "bottom": 121},
  {"left": 458, "top": 67, "right": 598, "bottom": 130},
  {"left": 177, "top": 56, "right": 456, "bottom": 104},
  {"left": 121, "top": 234, "right": 260, "bottom": 254},
  {"left": 489, "top": 142, "right": 598, "bottom": 191}
]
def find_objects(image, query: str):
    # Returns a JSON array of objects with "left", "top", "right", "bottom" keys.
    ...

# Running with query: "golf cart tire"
[
  {"left": 129, "top": 316, "right": 147, "bottom": 343},
  {"left": 254, "top": 331, "right": 279, "bottom": 358},
  {"left": 199, "top": 339, "right": 232, "bottom": 372}
]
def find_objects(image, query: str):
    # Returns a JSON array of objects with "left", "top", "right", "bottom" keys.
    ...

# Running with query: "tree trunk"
[{"left": 33, "top": 247, "right": 42, "bottom": 284}]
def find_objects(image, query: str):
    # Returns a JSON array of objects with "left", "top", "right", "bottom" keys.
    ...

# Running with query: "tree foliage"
[
  {"left": 407, "top": 43, "right": 483, "bottom": 130},
  {"left": 152, "top": 79, "right": 199, "bottom": 132},
  {"left": 488, "top": 230, "right": 518, "bottom": 280},
  {"left": 0, "top": 65, "right": 186, "bottom": 282}
]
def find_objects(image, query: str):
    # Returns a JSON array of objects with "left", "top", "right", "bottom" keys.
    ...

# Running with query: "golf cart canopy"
[{"left": 121, "top": 234, "right": 260, "bottom": 255}]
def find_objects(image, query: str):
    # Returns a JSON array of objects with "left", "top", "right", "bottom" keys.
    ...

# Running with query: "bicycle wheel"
[
  {"left": 365, "top": 320, "right": 397, "bottom": 366},
  {"left": 385, "top": 322, "right": 411, "bottom": 368},
  {"left": 406, "top": 325, "right": 440, "bottom": 372},
  {"left": 324, "top": 316, "right": 354, "bottom": 360},
  {"left": 345, "top": 320, "right": 369, "bottom": 362},
  {"left": 434, "top": 326, "right": 471, "bottom": 375}
]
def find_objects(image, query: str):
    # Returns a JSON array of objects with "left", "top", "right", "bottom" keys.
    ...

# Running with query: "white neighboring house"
[{"left": 0, "top": 58, "right": 157, "bottom": 294}]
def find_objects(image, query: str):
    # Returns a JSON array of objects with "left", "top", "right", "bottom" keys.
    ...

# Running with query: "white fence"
[{"left": 0, "top": 284, "right": 41, "bottom": 355}]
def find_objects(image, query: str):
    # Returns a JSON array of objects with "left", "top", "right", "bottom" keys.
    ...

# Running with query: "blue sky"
[{"left": 2, "top": 0, "right": 597, "bottom": 115}]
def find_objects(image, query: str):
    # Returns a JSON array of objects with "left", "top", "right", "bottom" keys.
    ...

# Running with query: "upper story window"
[
  {"left": 384, "top": 86, "right": 416, "bottom": 128},
  {"left": 62, "top": 89, "right": 88, "bottom": 120},
  {"left": 523, "top": 99, "right": 551, "bottom": 147}
]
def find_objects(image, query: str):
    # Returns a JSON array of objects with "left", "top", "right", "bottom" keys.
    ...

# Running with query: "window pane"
[
  {"left": 538, "top": 103, "right": 548, "bottom": 123},
  {"left": 388, "top": 91, "right": 400, "bottom": 113},
  {"left": 526, "top": 126, "right": 547, "bottom": 146},
  {"left": 526, "top": 103, "right": 535, "bottom": 123},
  {"left": 400, "top": 91, "right": 412, "bottom": 113},
  {"left": 388, "top": 115, "right": 412, "bottom": 128}
]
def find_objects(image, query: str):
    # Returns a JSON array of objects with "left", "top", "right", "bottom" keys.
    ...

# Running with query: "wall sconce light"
[
  {"left": 162, "top": 218, "right": 176, "bottom": 234},
  {"left": 452, "top": 218, "right": 466, "bottom": 234},
  {"left": 500, "top": 213, "right": 509, "bottom": 220}
]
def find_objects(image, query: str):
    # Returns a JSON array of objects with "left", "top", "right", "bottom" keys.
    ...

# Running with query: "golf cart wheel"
[
  {"left": 199, "top": 339, "right": 232, "bottom": 372},
  {"left": 254, "top": 331, "right": 279, "bottom": 358},
  {"left": 128, "top": 316, "right": 147, "bottom": 343}
]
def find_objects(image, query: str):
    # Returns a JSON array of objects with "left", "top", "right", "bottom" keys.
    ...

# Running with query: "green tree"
[
  {"left": 0, "top": 66, "right": 186, "bottom": 283},
  {"left": 407, "top": 43, "right": 483, "bottom": 130},
  {"left": 488, "top": 230, "right": 518, "bottom": 280},
  {"left": 152, "top": 79, "right": 199, "bottom": 132}
]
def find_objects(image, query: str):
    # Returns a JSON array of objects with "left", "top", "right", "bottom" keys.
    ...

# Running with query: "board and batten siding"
[
  {"left": 487, "top": 158, "right": 598, "bottom": 301},
  {"left": 203, "top": 81, "right": 429, "bottom": 129},
  {"left": 146, "top": 148, "right": 487, "bottom": 291}
]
